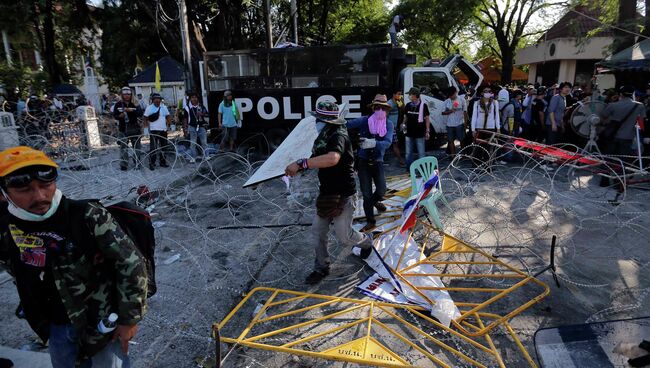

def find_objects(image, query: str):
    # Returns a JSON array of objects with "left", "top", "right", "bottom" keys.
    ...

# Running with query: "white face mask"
[
  {"left": 483, "top": 93, "right": 493, "bottom": 99},
  {"left": 5, "top": 189, "right": 63, "bottom": 222}
]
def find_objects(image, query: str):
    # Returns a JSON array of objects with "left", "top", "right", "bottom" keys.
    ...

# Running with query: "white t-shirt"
[
  {"left": 444, "top": 97, "right": 467, "bottom": 127},
  {"left": 144, "top": 103, "right": 170, "bottom": 131}
]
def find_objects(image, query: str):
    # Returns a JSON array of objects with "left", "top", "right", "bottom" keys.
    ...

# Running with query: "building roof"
[
  {"left": 597, "top": 38, "right": 650, "bottom": 73},
  {"left": 540, "top": 5, "right": 612, "bottom": 41},
  {"left": 129, "top": 56, "right": 185, "bottom": 85},
  {"left": 51, "top": 84, "right": 83, "bottom": 96}
]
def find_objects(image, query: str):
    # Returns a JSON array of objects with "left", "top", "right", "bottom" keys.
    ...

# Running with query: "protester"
[
  {"left": 113, "top": 87, "right": 143, "bottom": 171},
  {"left": 497, "top": 85, "right": 510, "bottom": 111},
  {"left": 218, "top": 91, "right": 240, "bottom": 152},
  {"left": 387, "top": 90, "right": 405, "bottom": 167},
  {"left": 546, "top": 82, "right": 571, "bottom": 145},
  {"left": 347, "top": 94, "right": 394, "bottom": 231},
  {"left": 184, "top": 92, "right": 209, "bottom": 162},
  {"left": 601, "top": 86, "right": 647, "bottom": 157},
  {"left": 471, "top": 86, "right": 500, "bottom": 137},
  {"left": 469, "top": 86, "right": 500, "bottom": 165},
  {"left": 402, "top": 87, "right": 431, "bottom": 170},
  {"left": 388, "top": 14, "right": 403, "bottom": 47},
  {"left": 143, "top": 93, "right": 171, "bottom": 170},
  {"left": 137, "top": 94, "right": 147, "bottom": 111},
  {"left": 0, "top": 146, "right": 147, "bottom": 367},
  {"left": 529, "top": 87, "right": 548, "bottom": 142},
  {"left": 285, "top": 101, "right": 372, "bottom": 284},
  {"left": 442, "top": 86, "right": 467, "bottom": 156},
  {"left": 511, "top": 90, "right": 524, "bottom": 135}
]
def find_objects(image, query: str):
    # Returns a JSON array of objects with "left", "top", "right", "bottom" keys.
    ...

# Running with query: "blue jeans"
[
  {"left": 357, "top": 158, "right": 387, "bottom": 223},
  {"left": 49, "top": 324, "right": 130, "bottom": 368},
  {"left": 405, "top": 136, "right": 425, "bottom": 169},
  {"left": 389, "top": 32, "right": 398, "bottom": 46},
  {"left": 189, "top": 126, "right": 208, "bottom": 158}
]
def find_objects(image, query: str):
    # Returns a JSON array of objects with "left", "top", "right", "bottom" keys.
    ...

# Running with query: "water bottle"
[{"left": 98, "top": 313, "right": 118, "bottom": 334}]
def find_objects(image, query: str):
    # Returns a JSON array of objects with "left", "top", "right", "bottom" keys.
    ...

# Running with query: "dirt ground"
[{"left": 2, "top": 146, "right": 650, "bottom": 368}]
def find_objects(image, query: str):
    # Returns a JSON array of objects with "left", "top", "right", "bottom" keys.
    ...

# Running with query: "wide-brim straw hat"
[{"left": 367, "top": 94, "right": 391, "bottom": 109}]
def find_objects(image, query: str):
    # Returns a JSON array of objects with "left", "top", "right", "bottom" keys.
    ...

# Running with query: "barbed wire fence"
[{"left": 1, "top": 103, "right": 650, "bottom": 367}]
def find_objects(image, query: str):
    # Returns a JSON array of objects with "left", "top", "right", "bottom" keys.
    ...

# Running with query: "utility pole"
[
  {"left": 179, "top": 0, "right": 194, "bottom": 90},
  {"left": 290, "top": 0, "right": 298, "bottom": 44},
  {"left": 265, "top": 0, "right": 273, "bottom": 48}
]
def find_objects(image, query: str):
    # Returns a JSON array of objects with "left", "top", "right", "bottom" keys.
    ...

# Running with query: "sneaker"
[
  {"left": 305, "top": 269, "right": 329, "bottom": 284},
  {"left": 497, "top": 160, "right": 507, "bottom": 165},
  {"left": 188, "top": 157, "right": 196, "bottom": 163},
  {"left": 120, "top": 166, "right": 128, "bottom": 171},
  {"left": 149, "top": 165, "right": 155, "bottom": 171},
  {"left": 374, "top": 202, "right": 387, "bottom": 212}
]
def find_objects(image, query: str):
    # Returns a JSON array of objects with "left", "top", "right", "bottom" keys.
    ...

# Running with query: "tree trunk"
[
  {"left": 613, "top": 0, "right": 636, "bottom": 53},
  {"left": 501, "top": 50, "right": 514, "bottom": 84},
  {"left": 42, "top": 0, "right": 62, "bottom": 86},
  {"left": 318, "top": 2, "right": 328, "bottom": 45}
]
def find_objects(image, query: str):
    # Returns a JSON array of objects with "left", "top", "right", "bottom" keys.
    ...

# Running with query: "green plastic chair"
[{"left": 409, "top": 157, "right": 451, "bottom": 230}]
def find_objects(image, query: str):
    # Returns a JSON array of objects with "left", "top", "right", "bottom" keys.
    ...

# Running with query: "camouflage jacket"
[{"left": 0, "top": 199, "right": 148, "bottom": 363}]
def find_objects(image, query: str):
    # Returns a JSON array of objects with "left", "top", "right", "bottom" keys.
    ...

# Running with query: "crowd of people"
[{"left": 385, "top": 82, "right": 650, "bottom": 169}]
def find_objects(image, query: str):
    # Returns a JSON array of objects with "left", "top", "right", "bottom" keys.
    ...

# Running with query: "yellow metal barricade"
[{"left": 215, "top": 287, "right": 538, "bottom": 368}]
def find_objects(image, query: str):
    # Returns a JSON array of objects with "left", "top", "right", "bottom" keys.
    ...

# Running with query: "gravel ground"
[{"left": 2, "top": 144, "right": 650, "bottom": 367}]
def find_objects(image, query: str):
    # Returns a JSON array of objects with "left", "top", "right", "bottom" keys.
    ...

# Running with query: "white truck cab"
[{"left": 399, "top": 55, "right": 483, "bottom": 134}]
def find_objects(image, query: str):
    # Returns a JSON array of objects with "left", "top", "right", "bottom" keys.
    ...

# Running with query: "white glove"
[{"left": 360, "top": 138, "right": 376, "bottom": 149}]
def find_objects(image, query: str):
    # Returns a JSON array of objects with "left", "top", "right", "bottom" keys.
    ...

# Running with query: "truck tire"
[{"left": 266, "top": 128, "right": 289, "bottom": 152}]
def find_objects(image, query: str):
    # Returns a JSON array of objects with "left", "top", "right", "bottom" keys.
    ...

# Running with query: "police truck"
[{"left": 201, "top": 44, "right": 483, "bottom": 149}]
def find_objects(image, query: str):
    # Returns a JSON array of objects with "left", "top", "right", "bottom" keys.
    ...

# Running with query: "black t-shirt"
[
  {"left": 113, "top": 101, "right": 141, "bottom": 133},
  {"left": 531, "top": 99, "right": 547, "bottom": 126},
  {"left": 404, "top": 101, "right": 430, "bottom": 138},
  {"left": 8, "top": 205, "right": 71, "bottom": 325},
  {"left": 188, "top": 104, "right": 209, "bottom": 127},
  {"left": 317, "top": 131, "right": 356, "bottom": 196}
]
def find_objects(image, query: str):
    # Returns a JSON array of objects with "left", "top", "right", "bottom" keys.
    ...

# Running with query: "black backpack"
[{"left": 66, "top": 199, "right": 157, "bottom": 298}]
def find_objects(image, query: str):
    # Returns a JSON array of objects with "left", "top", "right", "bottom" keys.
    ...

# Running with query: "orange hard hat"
[{"left": 0, "top": 146, "right": 58, "bottom": 177}]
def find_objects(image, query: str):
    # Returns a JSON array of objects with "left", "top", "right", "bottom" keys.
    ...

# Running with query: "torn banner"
[{"left": 357, "top": 171, "right": 462, "bottom": 327}]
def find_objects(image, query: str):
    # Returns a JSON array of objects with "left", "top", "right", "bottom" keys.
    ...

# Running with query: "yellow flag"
[{"left": 154, "top": 62, "right": 161, "bottom": 91}]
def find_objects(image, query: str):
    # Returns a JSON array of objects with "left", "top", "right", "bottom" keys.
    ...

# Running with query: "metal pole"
[
  {"left": 636, "top": 123, "right": 644, "bottom": 171},
  {"left": 179, "top": 0, "right": 194, "bottom": 90},
  {"left": 2, "top": 30, "right": 11, "bottom": 66},
  {"left": 290, "top": 0, "right": 298, "bottom": 44},
  {"left": 265, "top": 0, "right": 273, "bottom": 48}
]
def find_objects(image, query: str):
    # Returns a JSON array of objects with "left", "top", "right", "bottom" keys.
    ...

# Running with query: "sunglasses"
[{"left": 3, "top": 167, "right": 58, "bottom": 188}]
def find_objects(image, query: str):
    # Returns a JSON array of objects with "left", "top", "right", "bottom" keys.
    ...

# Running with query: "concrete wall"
[{"left": 516, "top": 37, "right": 612, "bottom": 66}]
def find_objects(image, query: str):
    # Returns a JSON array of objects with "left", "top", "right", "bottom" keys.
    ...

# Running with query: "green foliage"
[
  {"left": 393, "top": 0, "right": 480, "bottom": 59},
  {"left": 0, "top": 63, "right": 33, "bottom": 99},
  {"left": 98, "top": 0, "right": 173, "bottom": 89}
]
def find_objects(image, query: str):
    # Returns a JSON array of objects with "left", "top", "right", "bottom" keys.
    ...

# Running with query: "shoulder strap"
[
  {"left": 500, "top": 102, "right": 512, "bottom": 113},
  {"left": 621, "top": 103, "right": 641, "bottom": 123},
  {"left": 63, "top": 199, "right": 98, "bottom": 256}
]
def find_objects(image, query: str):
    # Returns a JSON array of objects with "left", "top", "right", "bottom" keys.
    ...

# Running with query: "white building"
[{"left": 515, "top": 5, "right": 613, "bottom": 87}]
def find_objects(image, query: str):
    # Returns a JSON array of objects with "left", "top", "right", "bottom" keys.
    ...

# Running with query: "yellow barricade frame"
[
  {"left": 372, "top": 221, "right": 551, "bottom": 337},
  {"left": 215, "top": 287, "right": 538, "bottom": 368}
]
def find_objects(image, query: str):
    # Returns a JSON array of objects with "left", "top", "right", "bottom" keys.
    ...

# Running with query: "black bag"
[
  {"left": 600, "top": 104, "right": 640, "bottom": 140},
  {"left": 316, "top": 194, "right": 346, "bottom": 218},
  {"left": 147, "top": 107, "right": 161, "bottom": 123},
  {"left": 67, "top": 199, "right": 157, "bottom": 298}
]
